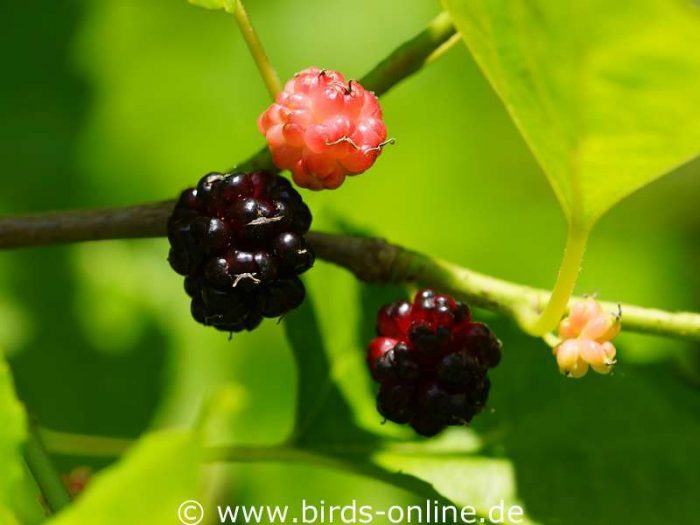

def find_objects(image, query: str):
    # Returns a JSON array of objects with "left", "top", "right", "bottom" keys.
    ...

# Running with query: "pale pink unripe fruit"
[
  {"left": 553, "top": 298, "right": 621, "bottom": 378},
  {"left": 561, "top": 297, "right": 603, "bottom": 337},
  {"left": 555, "top": 339, "right": 589, "bottom": 378},
  {"left": 579, "top": 312, "right": 621, "bottom": 342},
  {"left": 258, "top": 68, "right": 389, "bottom": 190}
]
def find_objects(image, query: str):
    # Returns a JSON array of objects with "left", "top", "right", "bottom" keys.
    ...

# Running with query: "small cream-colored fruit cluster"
[{"left": 553, "top": 298, "right": 620, "bottom": 378}]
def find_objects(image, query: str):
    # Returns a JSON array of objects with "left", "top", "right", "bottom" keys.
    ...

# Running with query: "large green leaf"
[
  {"left": 444, "top": 0, "right": 700, "bottom": 226},
  {"left": 187, "top": 0, "right": 236, "bottom": 13},
  {"left": 284, "top": 289, "right": 378, "bottom": 447},
  {"left": 48, "top": 429, "right": 203, "bottom": 525},
  {"left": 372, "top": 437, "right": 534, "bottom": 525},
  {"left": 0, "top": 354, "right": 27, "bottom": 525}
]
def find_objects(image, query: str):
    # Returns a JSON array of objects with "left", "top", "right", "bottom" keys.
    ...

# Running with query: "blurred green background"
[{"left": 1, "top": 0, "right": 699, "bottom": 523}]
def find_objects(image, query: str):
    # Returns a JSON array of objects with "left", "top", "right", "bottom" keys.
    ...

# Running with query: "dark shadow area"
[{"left": 0, "top": 1, "right": 167, "bottom": 469}]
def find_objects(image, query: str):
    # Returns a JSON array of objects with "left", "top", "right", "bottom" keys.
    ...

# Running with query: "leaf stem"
[
  {"left": 518, "top": 224, "right": 590, "bottom": 336},
  {"left": 37, "top": 430, "right": 468, "bottom": 508},
  {"left": 24, "top": 426, "right": 71, "bottom": 514},
  {"left": 232, "top": 0, "right": 281, "bottom": 99},
  {"left": 39, "top": 427, "right": 134, "bottom": 458},
  {"left": 203, "top": 443, "right": 449, "bottom": 502},
  {"left": 39, "top": 429, "right": 479, "bottom": 460}
]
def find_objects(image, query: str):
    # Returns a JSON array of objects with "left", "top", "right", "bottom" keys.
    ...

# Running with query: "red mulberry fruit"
[
  {"left": 258, "top": 67, "right": 390, "bottom": 190},
  {"left": 367, "top": 289, "right": 502, "bottom": 436}
]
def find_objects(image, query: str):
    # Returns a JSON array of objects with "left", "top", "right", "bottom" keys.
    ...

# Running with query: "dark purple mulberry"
[{"left": 168, "top": 171, "right": 314, "bottom": 333}]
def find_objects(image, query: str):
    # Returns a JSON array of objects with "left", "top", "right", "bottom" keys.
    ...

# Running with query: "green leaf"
[
  {"left": 47, "top": 429, "right": 203, "bottom": 525},
  {"left": 0, "top": 353, "right": 28, "bottom": 525},
  {"left": 443, "top": 0, "right": 700, "bottom": 226},
  {"left": 284, "top": 291, "right": 377, "bottom": 447},
  {"left": 187, "top": 0, "right": 237, "bottom": 14},
  {"left": 371, "top": 436, "right": 534, "bottom": 525}
]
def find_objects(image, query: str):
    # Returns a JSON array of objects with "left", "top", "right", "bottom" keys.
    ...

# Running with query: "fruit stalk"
[
  {"left": 35, "top": 430, "right": 482, "bottom": 519},
  {"left": 232, "top": 0, "right": 282, "bottom": 98},
  {"left": 39, "top": 427, "right": 133, "bottom": 458}
]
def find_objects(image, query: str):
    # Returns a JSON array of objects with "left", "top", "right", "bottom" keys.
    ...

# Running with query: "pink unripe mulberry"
[{"left": 258, "top": 68, "right": 390, "bottom": 190}]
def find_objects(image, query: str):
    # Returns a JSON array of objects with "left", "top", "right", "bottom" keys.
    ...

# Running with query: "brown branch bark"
[
  {"left": 1, "top": 203, "right": 699, "bottom": 342},
  {"left": 0, "top": 202, "right": 174, "bottom": 248}
]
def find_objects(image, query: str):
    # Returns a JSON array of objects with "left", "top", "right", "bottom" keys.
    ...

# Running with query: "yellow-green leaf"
[
  {"left": 0, "top": 354, "right": 27, "bottom": 525},
  {"left": 187, "top": 0, "right": 237, "bottom": 14},
  {"left": 48, "top": 429, "right": 203, "bottom": 525},
  {"left": 444, "top": 0, "right": 700, "bottom": 227},
  {"left": 372, "top": 431, "right": 534, "bottom": 524}
]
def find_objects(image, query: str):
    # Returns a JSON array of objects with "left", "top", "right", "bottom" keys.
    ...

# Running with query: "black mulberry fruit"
[{"left": 168, "top": 171, "right": 314, "bottom": 333}]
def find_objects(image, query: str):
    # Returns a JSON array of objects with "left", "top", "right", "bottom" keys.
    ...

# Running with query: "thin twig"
[
  {"left": 38, "top": 429, "right": 467, "bottom": 513},
  {"left": 361, "top": 11, "right": 457, "bottom": 97},
  {"left": 24, "top": 425, "right": 71, "bottom": 514},
  {"left": 0, "top": 202, "right": 173, "bottom": 248},
  {"left": 232, "top": 0, "right": 282, "bottom": 98},
  {"left": 0, "top": 205, "right": 698, "bottom": 341}
]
